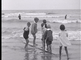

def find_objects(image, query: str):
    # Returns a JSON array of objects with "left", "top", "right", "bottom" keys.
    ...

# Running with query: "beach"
[
  {"left": 2, "top": 10, "right": 81, "bottom": 60},
  {"left": 2, "top": 18, "right": 81, "bottom": 60}
]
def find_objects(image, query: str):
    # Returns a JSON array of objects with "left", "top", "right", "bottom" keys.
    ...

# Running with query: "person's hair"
[
  {"left": 43, "top": 19, "right": 47, "bottom": 23},
  {"left": 27, "top": 22, "right": 31, "bottom": 26},
  {"left": 60, "top": 24, "right": 65, "bottom": 31},
  {"left": 34, "top": 17, "right": 39, "bottom": 22}
]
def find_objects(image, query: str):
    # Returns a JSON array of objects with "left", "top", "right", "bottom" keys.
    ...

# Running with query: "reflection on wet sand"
[
  {"left": 32, "top": 46, "right": 37, "bottom": 60},
  {"left": 24, "top": 45, "right": 52, "bottom": 60},
  {"left": 24, "top": 48, "right": 29, "bottom": 60},
  {"left": 41, "top": 51, "right": 52, "bottom": 60},
  {"left": 24, "top": 46, "right": 38, "bottom": 60}
]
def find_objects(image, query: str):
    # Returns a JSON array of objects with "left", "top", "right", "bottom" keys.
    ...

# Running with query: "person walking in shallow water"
[
  {"left": 41, "top": 19, "right": 47, "bottom": 50},
  {"left": 43, "top": 24, "right": 53, "bottom": 53},
  {"left": 23, "top": 22, "right": 31, "bottom": 48},
  {"left": 58, "top": 24, "right": 71, "bottom": 60},
  {"left": 31, "top": 17, "right": 39, "bottom": 46},
  {"left": 18, "top": 14, "right": 21, "bottom": 20}
]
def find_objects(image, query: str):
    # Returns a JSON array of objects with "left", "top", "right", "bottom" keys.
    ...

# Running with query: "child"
[
  {"left": 41, "top": 19, "right": 47, "bottom": 49},
  {"left": 31, "top": 17, "right": 39, "bottom": 45},
  {"left": 43, "top": 24, "right": 53, "bottom": 53},
  {"left": 23, "top": 22, "right": 31, "bottom": 48},
  {"left": 58, "top": 24, "right": 71, "bottom": 60}
]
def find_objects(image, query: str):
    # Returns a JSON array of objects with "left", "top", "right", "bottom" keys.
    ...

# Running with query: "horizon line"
[{"left": 2, "top": 9, "right": 81, "bottom": 11}]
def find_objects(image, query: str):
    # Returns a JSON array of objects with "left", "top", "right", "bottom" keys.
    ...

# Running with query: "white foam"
[
  {"left": 2, "top": 12, "right": 81, "bottom": 24},
  {"left": 54, "top": 31, "right": 81, "bottom": 40},
  {"left": 2, "top": 30, "right": 81, "bottom": 41}
]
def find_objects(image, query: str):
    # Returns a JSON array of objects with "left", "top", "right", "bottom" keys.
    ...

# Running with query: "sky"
[{"left": 2, "top": 0, "right": 80, "bottom": 10}]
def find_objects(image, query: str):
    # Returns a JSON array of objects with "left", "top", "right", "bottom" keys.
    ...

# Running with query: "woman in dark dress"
[{"left": 23, "top": 22, "right": 31, "bottom": 48}]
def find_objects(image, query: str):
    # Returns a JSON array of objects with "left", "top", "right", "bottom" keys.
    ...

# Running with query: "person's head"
[
  {"left": 60, "top": 24, "right": 65, "bottom": 31},
  {"left": 27, "top": 22, "right": 31, "bottom": 27},
  {"left": 47, "top": 24, "right": 51, "bottom": 28},
  {"left": 34, "top": 17, "right": 39, "bottom": 23},
  {"left": 43, "top": 19, "right": 47, "bottom": 23}
]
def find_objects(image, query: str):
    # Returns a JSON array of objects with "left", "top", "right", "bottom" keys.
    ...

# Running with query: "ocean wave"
[
  {"left": 2, "top": 12, "right": 81, "bottom": 23},
  {"left": 2, "top": 12, "right": 46, "bottom": 18},
  {"left": 2, "top": 12, "right": 79, "bottom": 18},
  {"left": 48, "top": 19, "right": 81, "bottom": 24}
]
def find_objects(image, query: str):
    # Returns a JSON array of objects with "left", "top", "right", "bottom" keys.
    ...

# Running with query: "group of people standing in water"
[{"left": 23, "top": 17, "right": 71, "bottom": 60}]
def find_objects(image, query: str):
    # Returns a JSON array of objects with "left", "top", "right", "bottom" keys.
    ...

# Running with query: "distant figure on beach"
[
  {"left": 41, "top": 19, "right": 47, "bottom": 50},
  {"left": 23, "top": 22, "right": 31, "bottom": 48},
  {"left": 31, "top": 17, "right": 39, "bottom": 46},
  {"left": 18, "top": 14, "right": 21, "bottom": 20},
  {"left": 58, "top": 24, "right": 71, "bottom": 60},
  {"left": 65, "top": 15, "right": 67, "bottom": 19},
  {"left": 44, "top": 24, "right": 53, "bottom": 53}
]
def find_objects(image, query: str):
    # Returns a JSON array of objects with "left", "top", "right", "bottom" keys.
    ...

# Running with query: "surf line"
[{"left": 20, "top": 40, "right": 56, "bottom": 55}]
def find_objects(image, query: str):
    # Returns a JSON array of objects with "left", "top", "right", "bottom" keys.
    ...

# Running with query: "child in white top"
[{"left": 58, "top": 24, "right": 71, "bottom": 60}]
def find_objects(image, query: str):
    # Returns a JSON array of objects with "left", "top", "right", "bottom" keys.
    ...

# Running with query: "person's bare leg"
[
  {"left": 65, "top": 47, "right": 69, "bottom": 60},
  {"left": 49, "top": 44, "right": 52, "bottom": 53},
  {"left": 41, "top": 35, "right": 44, "bottom": 49},
  {"left": 43, "top": 40, "right": 45, "bottom": 51},
  {"left": 48, "top": 45, "right": 51, "bottom": 53},
  {"left": 33, "top": 34, "right": 36, "bottom": 46},
  {"left": 59, "top": 46, "right": 62, "bottom": 60},
  {"left": 25, "top": 39, "right": 29, "bottom": 48},
  {"left": 47, "top": 44, "right": 48, "bottom": 51}
]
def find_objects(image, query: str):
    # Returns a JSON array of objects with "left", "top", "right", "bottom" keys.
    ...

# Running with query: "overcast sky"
[{"left": 2, "top": 0, "right": 80, "bottom": 10}]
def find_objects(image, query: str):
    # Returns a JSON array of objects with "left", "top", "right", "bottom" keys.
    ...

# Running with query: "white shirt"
[{"left": 58, "top": 31, "right": 71, "bottom": 46}]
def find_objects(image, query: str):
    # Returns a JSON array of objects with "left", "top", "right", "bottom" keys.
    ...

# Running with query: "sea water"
[
  {"left": 2, "top": 10, "right": 81, "bottom": 20},
  {"left": 2, "top": 10, "right": 81, "bottom": 41},
  {"left": 2, "top": 10, "right": 81, "bottom": 60}
]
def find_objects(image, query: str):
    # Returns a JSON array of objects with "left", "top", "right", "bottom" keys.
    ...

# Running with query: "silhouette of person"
[
  {"left": 65, "top": 15, "right": 67, "bottom": 19},
  {"left": 18, "top": 14, "right": 21, "bottom": 20}
]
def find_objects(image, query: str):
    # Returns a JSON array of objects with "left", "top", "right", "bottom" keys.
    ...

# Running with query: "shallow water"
[
  {"left": 2, "top": 37, "right": 81, "bottom": 60},
  {"left": 2, "top": 19, "right": 81, "bottom": 60}
]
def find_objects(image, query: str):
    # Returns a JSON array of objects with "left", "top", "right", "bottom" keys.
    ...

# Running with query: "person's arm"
[
  {"left": 41, "top": 23, "right": 43, "bottom": 27},
  {"left": 51, "top": 31, "right": 53, "bottom": 41},
  {"left": 34, "top": 23, "right": 37, "bottom": 33},
  {"left": 66, "top": 33, "right": 68, "bottom": 37},
  {"left": 23, "top": 27, "right": 25, "bottom": 30},
  {"left": 59, "top": 33, "right": 60, "bottom": 36},
  {"left": 43, "top": 30, "right": 47, "bottom": 40},
  {"left": 65, "top": 31, "right": 68, "bottom": 37}
]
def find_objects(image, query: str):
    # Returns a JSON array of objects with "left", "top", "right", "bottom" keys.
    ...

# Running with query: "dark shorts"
[
  {"left": 46, "top": 40, "right": 52, "bottom": 45},
  {"left": 31, "top": 33, "right": 36, "bottom": 36}
]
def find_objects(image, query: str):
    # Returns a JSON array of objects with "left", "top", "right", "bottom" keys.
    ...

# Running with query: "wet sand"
[
  {"left": 2, "top": 19, "right": 81, "bottom": 60},
  {"left": 2, "top": 37, "right": 81, "bottom": 60}
]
